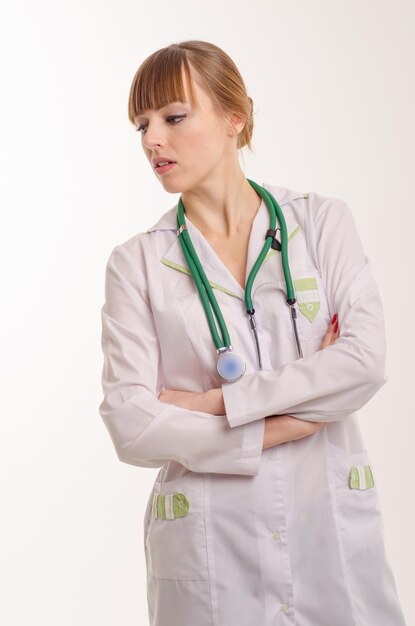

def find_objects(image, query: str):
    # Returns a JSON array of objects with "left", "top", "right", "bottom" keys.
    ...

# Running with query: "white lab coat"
[{"left": 99, "top": 182, "right": 407, "bottom": 626}]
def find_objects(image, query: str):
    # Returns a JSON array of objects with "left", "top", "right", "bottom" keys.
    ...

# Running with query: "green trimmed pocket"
[
  {"left": 145, "top": 474, "right": 209, "bottom": 581},
  {"left": 151, "top": 491, "right": 190, "bottom": 519},
  {"left": 327, "top": 441, "right": 384, "bottom": 559},
  {"left": 349, "top": 465, "right": 375, "bottom": 490},
  {"left": 293, "top": 276, "right": 321, "bottom": 322}
]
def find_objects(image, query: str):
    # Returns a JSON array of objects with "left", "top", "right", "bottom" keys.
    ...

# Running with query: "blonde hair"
[{"left": 128, "top": 40, "right": 255, "bottom": 152}]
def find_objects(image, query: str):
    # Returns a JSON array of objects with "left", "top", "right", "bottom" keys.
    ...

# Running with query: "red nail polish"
[
  {"left": 334, "top": 321, "right": 338, "bottom": 333},
  {"left": 331, "top": 313, "right": 337, "bottom": 324}
]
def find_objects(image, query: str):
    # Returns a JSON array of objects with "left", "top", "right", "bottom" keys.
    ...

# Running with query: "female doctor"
[{"left": 99, "top": 40, "right": 407, "bottom": 625}]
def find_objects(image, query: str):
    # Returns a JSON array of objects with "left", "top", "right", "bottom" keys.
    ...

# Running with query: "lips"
[
  {"left": 154, "top": 162, "right": 176, "bottom": 174},
  {"left": 153, "top": 157, "right": 176, "bottom": 168},
  {"left": 155, "top": 162, "right": 175, "bottom": 168}
]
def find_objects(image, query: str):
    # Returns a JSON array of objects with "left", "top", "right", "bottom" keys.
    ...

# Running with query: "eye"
[{"left": 136, "top": 115, "right": 186, "bottom": 134}]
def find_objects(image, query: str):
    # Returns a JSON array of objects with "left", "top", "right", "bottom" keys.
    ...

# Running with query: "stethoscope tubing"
[{"left": 176, "top": 179, "right": 303, "bottom": 361}]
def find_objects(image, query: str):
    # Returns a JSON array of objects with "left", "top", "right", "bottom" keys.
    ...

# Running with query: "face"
[{"left": 133, "top": 67, "right": 244, "bottom": 194}]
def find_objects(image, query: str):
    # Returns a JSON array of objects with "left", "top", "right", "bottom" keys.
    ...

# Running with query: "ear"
[{"left": 223, "top": 112, "right": 246, "bottom": 138}]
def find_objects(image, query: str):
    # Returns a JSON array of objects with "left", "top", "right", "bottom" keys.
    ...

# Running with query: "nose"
[{"left": 142, "top": 123, "right": 165, "bottom": 151}]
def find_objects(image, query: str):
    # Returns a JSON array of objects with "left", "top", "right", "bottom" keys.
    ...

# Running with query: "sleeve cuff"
[
  {"left": 238, "top": 417, "right": 265, "bottom": 476},
  {"left": 222, "top": 374, "right": 265, "bottom": 428}
]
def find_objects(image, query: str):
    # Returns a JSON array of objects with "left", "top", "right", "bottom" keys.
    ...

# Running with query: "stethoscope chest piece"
[{"left": 216, "top": 348, "right": 246, "bottom": 382}]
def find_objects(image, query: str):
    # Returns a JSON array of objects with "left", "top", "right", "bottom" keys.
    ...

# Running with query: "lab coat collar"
[
  {"left": 147, "top": 182, "right": 307, "bottom": 302},
  {"left": 146, "top": 182, "right": 305, "bottom": 233}
]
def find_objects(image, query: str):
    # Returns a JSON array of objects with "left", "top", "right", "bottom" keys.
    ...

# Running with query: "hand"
[
  {"left": 263, "top": 414, "right": 326, "bottom": 448},
  {"left": 263, "top": 313, "right": 340, "bottom": 449},
  {"left": 320, "top": 313, "right": 339, "bottom": 349}
]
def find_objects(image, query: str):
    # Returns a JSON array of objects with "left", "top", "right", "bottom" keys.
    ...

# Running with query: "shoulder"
[
  {"left": 103, "top": 202, "right": 178, "bottom": 288},
  {"left": 103, "top": 230, "right": 159, "bottom": 291},
  {"left": 105, "top": 231, "right": 149, "bottom": 267},
  {"left": 263, "top": 181, "right": 352, "bottom": 227}
]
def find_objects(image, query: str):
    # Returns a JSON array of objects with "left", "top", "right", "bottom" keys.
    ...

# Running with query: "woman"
[{"left": 99, "top": 40, "right": 406, "bottom": 625}]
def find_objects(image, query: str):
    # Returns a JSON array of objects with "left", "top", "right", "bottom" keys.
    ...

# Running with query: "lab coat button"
[
  {"left": 272, "top": 531, "right": 281, "bottom": 541},
  {"left": 306, "top": 303, "right": 314, "bottom": 311},
  {"left": 280, "top": 603, "right": 289, "bottom": 613}
]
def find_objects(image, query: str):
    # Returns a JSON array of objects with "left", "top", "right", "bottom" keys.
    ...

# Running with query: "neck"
[{"left": 180, "top": 169, "right": 262, "bottom": 238}]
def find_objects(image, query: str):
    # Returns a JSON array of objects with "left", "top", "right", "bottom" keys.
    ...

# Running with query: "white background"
[{"left": 1, "top": 0, "right": 414, "bottom": 624}]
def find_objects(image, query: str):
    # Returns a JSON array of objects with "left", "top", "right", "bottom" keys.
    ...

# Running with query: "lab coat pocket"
[
  {"left": 326, "top": 441, "right": 385, "bottom": 560},
  {"left": 283, "top": 272, "right": 331, "bottom": 342},
  {"left": 145, "top": 473, "right": 209, "bottom": 581}
]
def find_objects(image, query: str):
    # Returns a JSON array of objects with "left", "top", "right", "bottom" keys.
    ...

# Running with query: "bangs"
[{"left": 128, "top": 49, "right": 199, "bottom": 124}]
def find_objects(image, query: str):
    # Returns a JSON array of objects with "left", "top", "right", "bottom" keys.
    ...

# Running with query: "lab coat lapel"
[{"left": 147, "top": 183, "right": 306, "bottom": 302}]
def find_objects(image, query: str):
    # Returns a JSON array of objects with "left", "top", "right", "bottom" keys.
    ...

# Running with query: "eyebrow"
[{"left": 136, "top": 101, "right": 189, "bottom": 118}]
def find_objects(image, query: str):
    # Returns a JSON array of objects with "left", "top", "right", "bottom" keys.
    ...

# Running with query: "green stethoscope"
[{"left": 176, "top": 178, "right": 303, "bottom": 383}]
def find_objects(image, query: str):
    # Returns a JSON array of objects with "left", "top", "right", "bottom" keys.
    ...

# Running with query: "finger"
[
  {"left": 320, "top": 327, "right": 334, "bottom": 350},
  {"left": 330, "top": 322, "right": 339, "bottom": 343},
  {"left": 328, "top": 334, "right": 338, "bottom": 346},
  {"left": 326, "top": 315, "right": 337, "bottom": 332},
  {"left": 320, "top": 336, "right": 329, "bottom": 350},
  {"left": 328, "top": 318, "right": 340, "bottom": 342}
]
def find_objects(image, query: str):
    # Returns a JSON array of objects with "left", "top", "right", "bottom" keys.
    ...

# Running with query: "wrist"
[{"left": 207, "top": 387, "right": 226, "bottom": 415}]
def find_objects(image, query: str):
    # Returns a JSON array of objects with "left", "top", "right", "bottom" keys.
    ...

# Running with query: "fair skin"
[
  {"left": 134, "top": 67, "right": 261, "bottom": 238},
  {"left": 134, "top": 65, "right": 339, "bottom": 450}
]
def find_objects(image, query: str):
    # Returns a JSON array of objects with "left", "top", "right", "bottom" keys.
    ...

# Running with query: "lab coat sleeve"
[
  {"left": 221, "top": 197, "right": 388, "bottom": 426},
  {"left": 99, "top": 244, "right": 265, "bottom": 475}
]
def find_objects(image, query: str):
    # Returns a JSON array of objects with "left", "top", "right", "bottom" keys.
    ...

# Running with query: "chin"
[
  {"left": 158, "top": 179, "right": 184, "bottom": 194},
  {"left": 155, "top": 170, "right": 187, "bottom": 193}
]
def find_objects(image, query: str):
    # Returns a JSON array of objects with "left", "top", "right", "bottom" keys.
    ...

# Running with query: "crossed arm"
[
  {"left": 101, "top": 199, "right": 386, "bottom": 474},
  {"left": 158, "top": 315, "right": 339, "bottom": 449}
]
